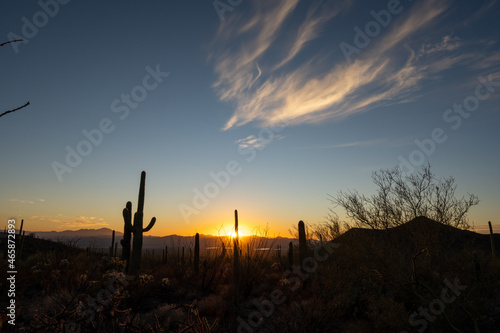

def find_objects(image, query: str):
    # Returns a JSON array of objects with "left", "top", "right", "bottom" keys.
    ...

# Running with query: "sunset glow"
[{"left": 1, "top": 0, "right": 499, "bottom": 237}]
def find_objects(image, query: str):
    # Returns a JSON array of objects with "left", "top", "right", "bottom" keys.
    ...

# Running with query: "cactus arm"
[{"left": 143, "top": 217, "right": 156, "bottom": 232}]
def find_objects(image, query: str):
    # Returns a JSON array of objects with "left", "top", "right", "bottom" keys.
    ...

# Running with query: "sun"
[
  {"left": 229, "top": 227, "right": 249, "bottom": 238},
  {"left": 213, "top": 225, "right": 251, "bottom": 238}
]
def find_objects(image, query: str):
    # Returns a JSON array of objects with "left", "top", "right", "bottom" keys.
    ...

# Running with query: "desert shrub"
[{"left": 330, "top": 164, "right": 478, "bottom": 229}]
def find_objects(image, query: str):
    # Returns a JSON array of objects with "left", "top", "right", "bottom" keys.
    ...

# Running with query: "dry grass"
[{"left": 1, "top": 218, "right": 499, "bottom": 332}]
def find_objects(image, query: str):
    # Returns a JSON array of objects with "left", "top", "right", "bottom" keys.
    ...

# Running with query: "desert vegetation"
[{"left": 1, "top": 166, "right": 499, "bottom": 332}]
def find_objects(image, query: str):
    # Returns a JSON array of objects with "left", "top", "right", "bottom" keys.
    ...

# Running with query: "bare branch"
[
  {"left": 0, "top": 102, "right": 30, "bottom": 118},
  {"left": 0, "top": 39, "right": 24, "bottom": 47},
  {"left": 1, "top": 39, "right": 30, "bottom": 118}
]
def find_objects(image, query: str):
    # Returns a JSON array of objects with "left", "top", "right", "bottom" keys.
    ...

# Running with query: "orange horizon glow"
[{"left": 10, "top": 215, "right": 288, "bottom": 238}]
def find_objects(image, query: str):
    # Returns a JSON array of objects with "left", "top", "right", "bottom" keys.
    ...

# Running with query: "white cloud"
[
  {"left": 10, "top": 198, "right": 34, "bottom": 205},
  {"left": 323, "top": 138, "right": 387, "bottom": 149},
  {"left": 211, "top": 0, "right": 476, "bottom": 130},
  {"left": 236, "top": 134, "right": 284, "bottom": 150},
  {"left": 274, "top": 1, "right": 350, "bottom": 69}
]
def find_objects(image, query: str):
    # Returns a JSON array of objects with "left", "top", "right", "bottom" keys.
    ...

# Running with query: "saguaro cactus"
[
  {"left": 109, "top": 230, "right": 115, "bottom": 257},
  {"left": 17, "top": 219, "right": 25, "bottom": 260},
  {"left": 489, "top": 221, "right": 496, "bottom": 258},
  {"left": 121, "top": 201, "right": 133, "bottom": 272},
  {"left": 121, "top": 171, "right": 156, "bottom": 274},
  {"left": 298, "top": 220, "right": 307, "bottom": 263},
  {"left": 288, "top": 241, "right": 294, "bottom": 268},
  {"left": 220, "top": 240, "right": 226, "bottom": 259},
  {"left": 247, "top": 243, "right": 250, "bottom": 263},
  {"left": 233, "top": 210, "right": 240, "bottom": 279},
  {"left": 276, "top": 245, "right": 282, "bottom": 266},
  {"left": 16, "top": 219, "right": 24, "bottom": 247},
  {"left": 17, "top": 219, "right": 24, "bottom": 241},
  {"left": 194, "top": 233, "right": 200, "bottom": 274}
]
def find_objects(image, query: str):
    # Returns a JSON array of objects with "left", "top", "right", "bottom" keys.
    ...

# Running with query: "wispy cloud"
[
  {"left": 10, "top": 198, "right": 34, "bottom": 205},
  {"left": 419, "top": 35, "right": 462, "bottom": 55},
  {"left": 471, "top": 51, "right": 500, "bottom": 70},
  {"left": 31, "top": 215, "right": 108, "bottom": 229},
  {"left": 323, "top": 138, "right": 387, "bottom": 149},
  {"left": 9, "top": 198, "right": 46, "bottom": 205},
  {"left": 464, "top": 0, "right": 499, "bottom": 26},
  {"left": 274, "top": 1, "right": 351, "bottom": 69},
  {"left": 211, "top": 0, "right": 498, "bottom": 130},
  {"left": 212, "top": 0, "right": 301, "bottom": 105},
  {"left": 236, "top": 134, "right": 284, "bottom": 150}
]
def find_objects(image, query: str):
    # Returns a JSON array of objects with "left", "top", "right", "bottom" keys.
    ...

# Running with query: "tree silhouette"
[
  {"left": 330, "top": 164, "right": 479, "bottom": 230},
  {"left": 0, "top": 39, "right": 30, "bottom": 118}
]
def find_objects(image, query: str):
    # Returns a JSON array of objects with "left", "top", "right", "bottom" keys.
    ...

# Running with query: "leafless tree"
[
  {"left": 310, "top": 213, "right": 351, "bottom": 242},
  {"left": 0, "top": 39, "right": 30, "bottom": 118},
  {"left": 330, "top": 164, "right": 479, "bottom": 230}
]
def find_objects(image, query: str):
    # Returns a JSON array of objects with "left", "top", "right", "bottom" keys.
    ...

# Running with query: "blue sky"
[{"left": 1, "top": 0, "right": 499, "bottom": 237}]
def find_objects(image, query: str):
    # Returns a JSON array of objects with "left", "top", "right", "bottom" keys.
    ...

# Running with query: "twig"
[
  {"left": 0, "top": 101, "right": 30, "bottom": 118},
  {"left": 0, "top": 39, "right": 23, "bottom": 47}
]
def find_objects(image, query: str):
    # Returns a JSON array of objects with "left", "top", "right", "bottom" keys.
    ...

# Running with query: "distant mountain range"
[
  {"left": 20, "top": 228, "right": 297, "bottom": 252},
  {"left": 18, "top": 217, "right": 496, "bottom": 254}
]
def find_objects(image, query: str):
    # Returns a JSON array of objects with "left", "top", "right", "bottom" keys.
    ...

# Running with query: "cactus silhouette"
[
  {"left": 233, "top": 210, "right": 240, "bottom": 279},
  {"left": 298, "top": 220, "right": 307, "bottom": 263},
  {"left": 121, "top": 171, "right": 156, "bottom": 274},
  {"left": 288, "top": 241, "right": 293, "bottom": 268},
  {"left": 109, "top": 230, "right": 115, "bottom": 257},
  {"left": 489, "top": 221, "right": 496, "bottom": 258},
  {"left": 17, "top": 219, "right": 24, "bottom": 246},
  {"left": 182, "top": 247, "right": 185, "bottom": 266},
  {"left": 121, "top": 201, "right": 133, "bottom": 271},
  {"left": 194, "top": 233, "right": 200, "bottom": 274},
  {"left": 247, "top": 243, "right": 250, "bottom": 263},
  {"left": 17, "top": 219, "right": 25, "bottom": 260},
  {"left": 220, "top": 240, "right": 226, "bottom": 259}
]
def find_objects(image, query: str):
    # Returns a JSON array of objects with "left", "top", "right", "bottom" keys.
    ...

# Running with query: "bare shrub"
[{"left": 330, "top": 164, "right": 478, "bottom": 229}]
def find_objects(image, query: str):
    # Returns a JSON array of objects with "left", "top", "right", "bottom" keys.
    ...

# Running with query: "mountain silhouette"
[{"left": 334, "top": 216, "right": 499, "bottom": 255}]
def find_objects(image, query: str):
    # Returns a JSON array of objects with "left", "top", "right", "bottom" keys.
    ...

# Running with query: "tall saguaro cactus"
[
  {"left": 17, "top": 219, "right": 25, "bottom": 259},
  {"left": 121, "top": 171, "right": 156, "bottom": 274},
  {"left": 121, "top": 202, "right": 133, "bottom": 272},
  {"left": 298, "top": 220, "right": 307, "bottom": 263},
  {"left": 109, "top": 230, "right": 115, "bottom": 257},
  {"left": 233, "top": 210, "right": 240, "bottom": 279},
  {"left": 194, "top": 233, "right": 200, "bottom": 275},
  {"left": 489, "top": 221, "right": 496, "bottom": 258}
]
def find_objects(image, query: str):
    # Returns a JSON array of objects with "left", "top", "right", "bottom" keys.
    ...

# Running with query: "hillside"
[{"left": 335, "top": 216, "right": 500, "bottom": 254}]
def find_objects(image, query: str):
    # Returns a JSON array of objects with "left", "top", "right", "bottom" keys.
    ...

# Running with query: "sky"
[{"left": 1, "top": 0, "right": 499, "bottom": 237}]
